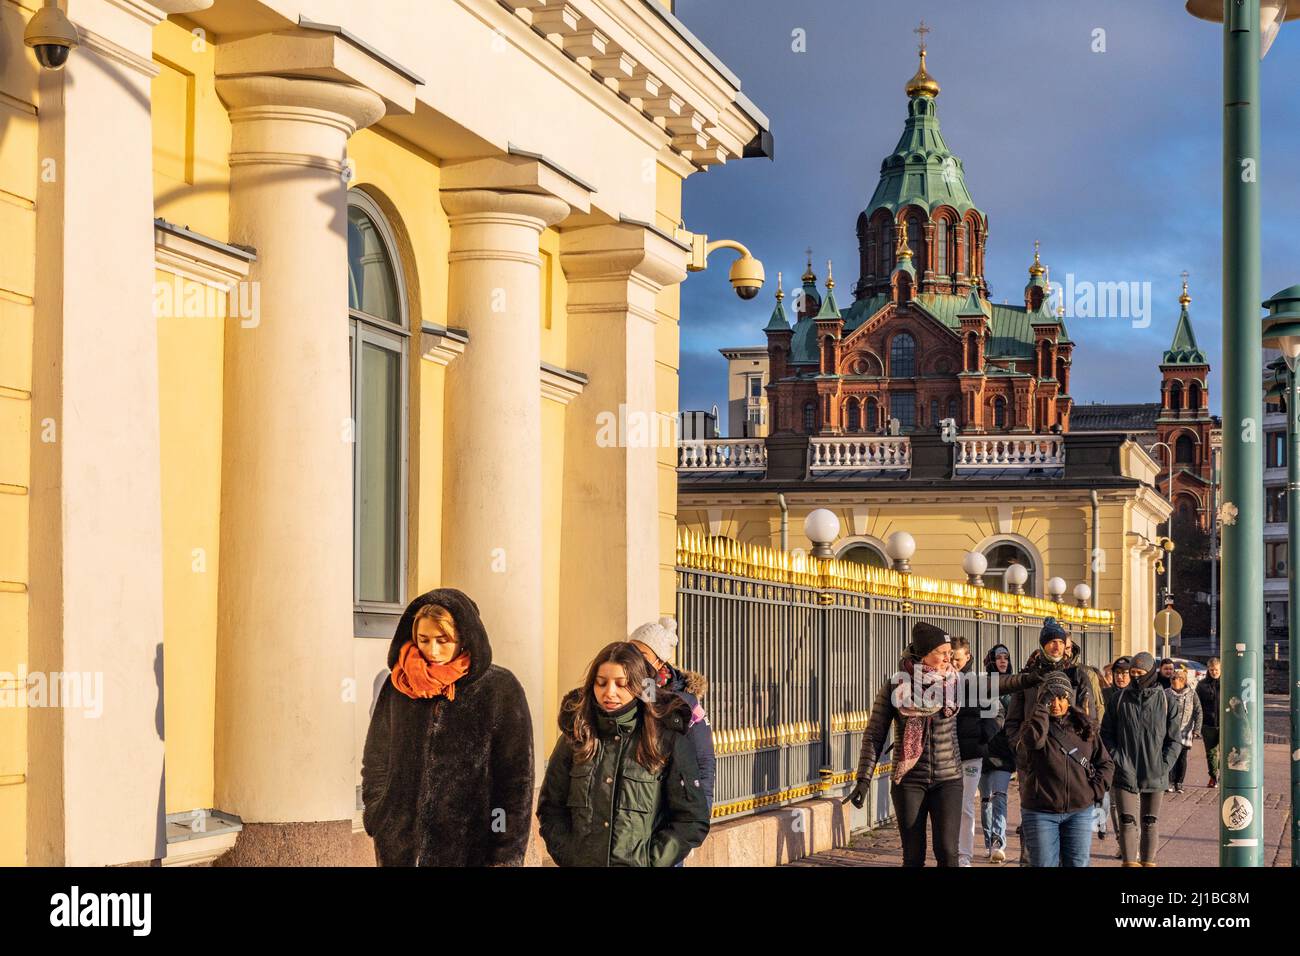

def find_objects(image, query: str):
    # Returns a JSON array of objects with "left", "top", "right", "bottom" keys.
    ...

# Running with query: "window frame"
[{"left": 347, "top": 190, "right": 411, "bottom": 627}]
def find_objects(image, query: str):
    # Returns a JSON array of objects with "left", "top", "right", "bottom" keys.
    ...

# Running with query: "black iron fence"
[{"left": 675, "top": 530, "right": 1116, "bottom": 825}]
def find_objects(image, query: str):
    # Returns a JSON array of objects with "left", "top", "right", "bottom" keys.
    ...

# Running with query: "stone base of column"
[{"left": 212, "top": 820, "right": 354, "bottom": 867}]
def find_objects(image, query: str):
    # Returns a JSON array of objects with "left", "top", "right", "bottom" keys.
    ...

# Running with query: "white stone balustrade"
[
  {"left": 677, "top": 439, "right": 768, "bottom": 472},
  {"left": 955, "top": 436, "right": 1065, "bottom": 470},
  {"left": 808, "top": 437, "right": 911, "bottom": 471}
]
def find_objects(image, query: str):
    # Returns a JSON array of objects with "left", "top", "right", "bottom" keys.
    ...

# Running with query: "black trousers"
[
  {"left": 891, "top": 776, "right": 963, "bottom": 867},
  {"left": 1169, "top": 744, "right": 1189, "bottom": 787}
]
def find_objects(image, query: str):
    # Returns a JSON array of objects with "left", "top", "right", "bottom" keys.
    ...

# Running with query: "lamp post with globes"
[
  {"left": 803, "top": 509, "right": 840, "bottom": 559},
  {"left": 962, "top": 551, "right": 987, "bottom": 587},
  {"left": 886, "top": 531, "right": 915, "bottom": 574},
  {"left": 1073, "top": 583, "right": 1092, "bottom": 608},
  {"left": 1262, "top": 285, "right": 1300, "bottom": 866},
  {"left": 1184, "top": 0, "right": 1295, "bottom": 868}
]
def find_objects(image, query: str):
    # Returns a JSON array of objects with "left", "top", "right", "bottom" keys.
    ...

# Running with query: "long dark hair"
[{"left": 561, "top": 641, "right": 687, "bottom": 773}]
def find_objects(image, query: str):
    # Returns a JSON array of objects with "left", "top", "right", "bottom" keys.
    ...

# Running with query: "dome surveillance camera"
[
  {"left": 728, "top": 254, "right": 765, "bottom": 301},
  {"left": 25, "top": 3, "right": 79, "bottom": 72}
]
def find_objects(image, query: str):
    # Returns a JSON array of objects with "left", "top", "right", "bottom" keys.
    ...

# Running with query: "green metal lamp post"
[
  {"left": 1262, "top": 287, "right": 1300, "bottom": 867},
  {"left": 1186, "top": 0, "right": 1297, "bottom": 866}
]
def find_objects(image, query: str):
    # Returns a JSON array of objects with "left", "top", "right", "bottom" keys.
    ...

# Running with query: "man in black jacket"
[{"left": 1196, "top": 657, "right": 1221, "bottom": 788}]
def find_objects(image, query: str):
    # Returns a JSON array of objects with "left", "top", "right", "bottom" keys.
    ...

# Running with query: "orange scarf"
[{"left": 391, "top": 641, "right": 471, "bottom": 701}]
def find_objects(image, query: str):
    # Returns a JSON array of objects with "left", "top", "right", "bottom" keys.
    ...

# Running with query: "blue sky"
[{"left": 673, "top": 0, "right": 1300, "bottom": 419}]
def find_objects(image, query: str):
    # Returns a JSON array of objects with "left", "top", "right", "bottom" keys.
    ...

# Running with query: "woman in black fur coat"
[{"left": 361, "top": 588, "right": 534, "bottom": 866}]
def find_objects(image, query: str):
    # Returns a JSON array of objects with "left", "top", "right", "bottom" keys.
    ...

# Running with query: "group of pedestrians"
[
  {"left": 361, "top": 589, "right": 716, "bottom": 867},
  {"left": 848, "top": 618, "right": 1217, "bottom": 868}
]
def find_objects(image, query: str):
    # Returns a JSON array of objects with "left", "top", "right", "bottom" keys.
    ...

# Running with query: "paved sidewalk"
[{"left": 789, "top": 739, "right": 1293, "bottom": 867}]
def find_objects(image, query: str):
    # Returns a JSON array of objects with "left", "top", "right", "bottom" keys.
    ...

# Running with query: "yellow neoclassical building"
[{"left": 0, "top": 0, "right": 770, "bottom": 865}]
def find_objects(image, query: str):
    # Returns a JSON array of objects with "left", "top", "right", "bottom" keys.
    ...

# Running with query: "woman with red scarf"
[
  {"left": 846, "top": 622, "right": 962, "bottom": 866},
  {"left": 361, "top": 589, "right": 533, "bottom": 866}
]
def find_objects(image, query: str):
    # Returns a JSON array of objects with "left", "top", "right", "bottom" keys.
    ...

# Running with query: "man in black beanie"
[{"left": 845, "top": 621, "right": 964, "bottom": 866}]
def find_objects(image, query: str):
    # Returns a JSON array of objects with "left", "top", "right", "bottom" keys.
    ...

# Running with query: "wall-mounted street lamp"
[
  {"left": 886, "top": 531, "right": 915, "bottom": 574},
  {"left": 683, "top": 233, "right": 766, "bottom": 300},
  {"left": 1073, "top": 582, "right": 1093, "bottom": 608},
  {"left": 1005, "top": 562, "right": 1028, "bottom": 596},
  {"left": 962, "top": 551, "right": 987, "bottom": 587},
  {"left": 24, "top": 0, "right": 79, "bottom": 71},
  {"left": 804, "top": 508, "right": 840, "bottom": 559}
]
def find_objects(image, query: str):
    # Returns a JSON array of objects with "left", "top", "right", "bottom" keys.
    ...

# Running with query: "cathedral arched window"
[
  {"left": 890, "top": 333, "right": 916, "bottom": 378},
  {"left": 1176, "top": 435, "right": 1195, "bottom": 465},
  {"left": 993, "top": 396, "right": 1007, "bottom": 429},
  {"left": 935, "top": 220, "right": 948, "bottom": 276},
  {"left": 1189, "top": 381, "right": 1203, "bottom": 412},
  {"left": 906, "top": 216, "right": 924, "bottom": 267},
  {"left": 803, "top": 401, "right": 816, "bottom": 433},
  {"left": 1169, "top": 380, "right": 1183, "bottom": 412},
  {"left": 847, "top": 399, "right": 861, "bottom": 432},
  {"left": 948, "top": 397, "right": 959, "bottom": 421},
  {"left": 867, "top": 398, "right": 879, "bottom": 432},
  {"left": 877, "top": 222, "right": 893, "bottom": 277},
  {"left": 930, "top": 399, "right": 940, "bottom": 425}
]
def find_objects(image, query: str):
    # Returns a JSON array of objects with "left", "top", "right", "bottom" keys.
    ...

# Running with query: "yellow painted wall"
[
  {"left": 152, "top": 18, "right": 230, "bottom": 244},
  {"left": 155, "top": 267, "right": 226, "bottom": 815},
  {"left": 0, "top": 0, "right": 40, "bottom": 866},
  {"left": 655, "top": 163, "right": 683, "bottom": 617}
]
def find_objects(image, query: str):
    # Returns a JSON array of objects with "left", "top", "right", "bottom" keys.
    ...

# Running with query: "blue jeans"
[
  {"left": 978, "top": 769, "right": 1011, "bottom": 850},
  {"left": 1021, "top": 807, "right": 1094, "bottom": 867}
]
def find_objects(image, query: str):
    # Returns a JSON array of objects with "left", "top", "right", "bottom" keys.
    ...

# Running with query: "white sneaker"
[{"left": 991, "top": 847, "right": 1006, "bottom": 864}]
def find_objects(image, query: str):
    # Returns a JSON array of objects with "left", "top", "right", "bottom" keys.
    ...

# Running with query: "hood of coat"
[
  {"left": 386, "top": 588, "right": 493, "bottom": 686},
  {"left": 984, "top": 643, "right": 1013, "bottom": 675},
  {"left": 673, "top": 667, "right": 708, "bottom": 699}
]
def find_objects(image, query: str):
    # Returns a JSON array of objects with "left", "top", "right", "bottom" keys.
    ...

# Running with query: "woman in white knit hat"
[{"left": 560, "top": 616, "right": 715, "bottom": 811}]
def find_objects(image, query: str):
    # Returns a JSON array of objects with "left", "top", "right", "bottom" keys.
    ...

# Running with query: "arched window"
[
  {"left": 891, "top": 393, "right": 917, "bottom": 431},
  {"left": 1040, "top": 340, "right": 1052, "bottom": 379},
  {"left": 877, "top": 222, "right": 893, "bottom": 277},
  {"left": 1176, "top": 435, "right": 1195, "bottom": 464},
  {"left": 1189, "top": 381, "right": 1203, "bottom": 412},
  {"left": 890, "top": 333, "right": 917, "bottom": 377},
  {"left": 930, "top": 399, "right": 940, "bottom": 425},
  {"left": 803, "top": 401, "right": 816, "bottom": 433},
  {"left": 347, "top": 192, "right": 409, "bottom": 612},
  {"left": 947, "top": 397, "right": 959, "bottom": 421},
  {"left": 867, "top": 398, "right": 879, "bottom": 432},
  {"left": 983, "top": 543, "right": 1036, "bottom": 595},
  {"left": 847, "top": 399, "right": 861, "bottom": 432},
  {"left": 993, "top": 396, "right": 1007, "bottom": 429},
  {"left": 906, "top": 216, "right": 924, "bottom": 268},
  {"left": 839, "top": 544, "right": 888, "bottom": 568},
  {"left": 967, "top": 224, "right": 979, "bottom": 278},
  {"left": 935, "top": 220, "right": 948, "bottom": 275},
  {"left": 1169, "top": 380, "right": 1183, "bottom": 412}
]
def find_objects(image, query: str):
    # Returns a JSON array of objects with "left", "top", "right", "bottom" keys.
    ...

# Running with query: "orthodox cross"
[{"left": 915, "top": 20, "right": 932, "bottom": 54}]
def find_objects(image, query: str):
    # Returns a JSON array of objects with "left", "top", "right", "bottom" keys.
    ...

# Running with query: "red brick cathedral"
[{"left": 763, "top": 42, "right": 1073, "bottom": 437}]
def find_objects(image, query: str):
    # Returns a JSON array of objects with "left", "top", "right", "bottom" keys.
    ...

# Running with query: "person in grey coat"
[
  {"left": 1100, "top": 651, "right": 1181, "bottom": 866},
  {"left": 1165, "top": 664, "right": 1203, "bottom": 794}
]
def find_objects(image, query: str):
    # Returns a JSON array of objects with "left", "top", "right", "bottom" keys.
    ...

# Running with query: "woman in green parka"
[{"left": 537, "top": 642, "right": 710, "bottom": 867}]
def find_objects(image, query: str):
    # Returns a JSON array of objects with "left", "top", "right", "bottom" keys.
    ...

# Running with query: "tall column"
[
  {"left": 439, "top": 187, "right": 569, "bottom": 775},
  {"left": 211, "top": 75, "right": 384, "bottom": 865},
  {"left": 27, "top": 0, "right": 212, "bottom": 868},
  {"left": 559, "top": 223, "right": 686, "bottom": 683}
]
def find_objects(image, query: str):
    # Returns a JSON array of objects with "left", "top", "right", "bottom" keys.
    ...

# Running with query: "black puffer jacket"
[
  {"left": 361, "top": 589, "right": 534, "bottom": 866},
  {"left": 855, "top": 656, "right": 961, "bottom": 786}
]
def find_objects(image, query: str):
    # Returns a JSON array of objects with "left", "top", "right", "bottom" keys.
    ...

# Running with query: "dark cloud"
[{"left": 675, "top": 0, "right": 1300, "bottom": 418}]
